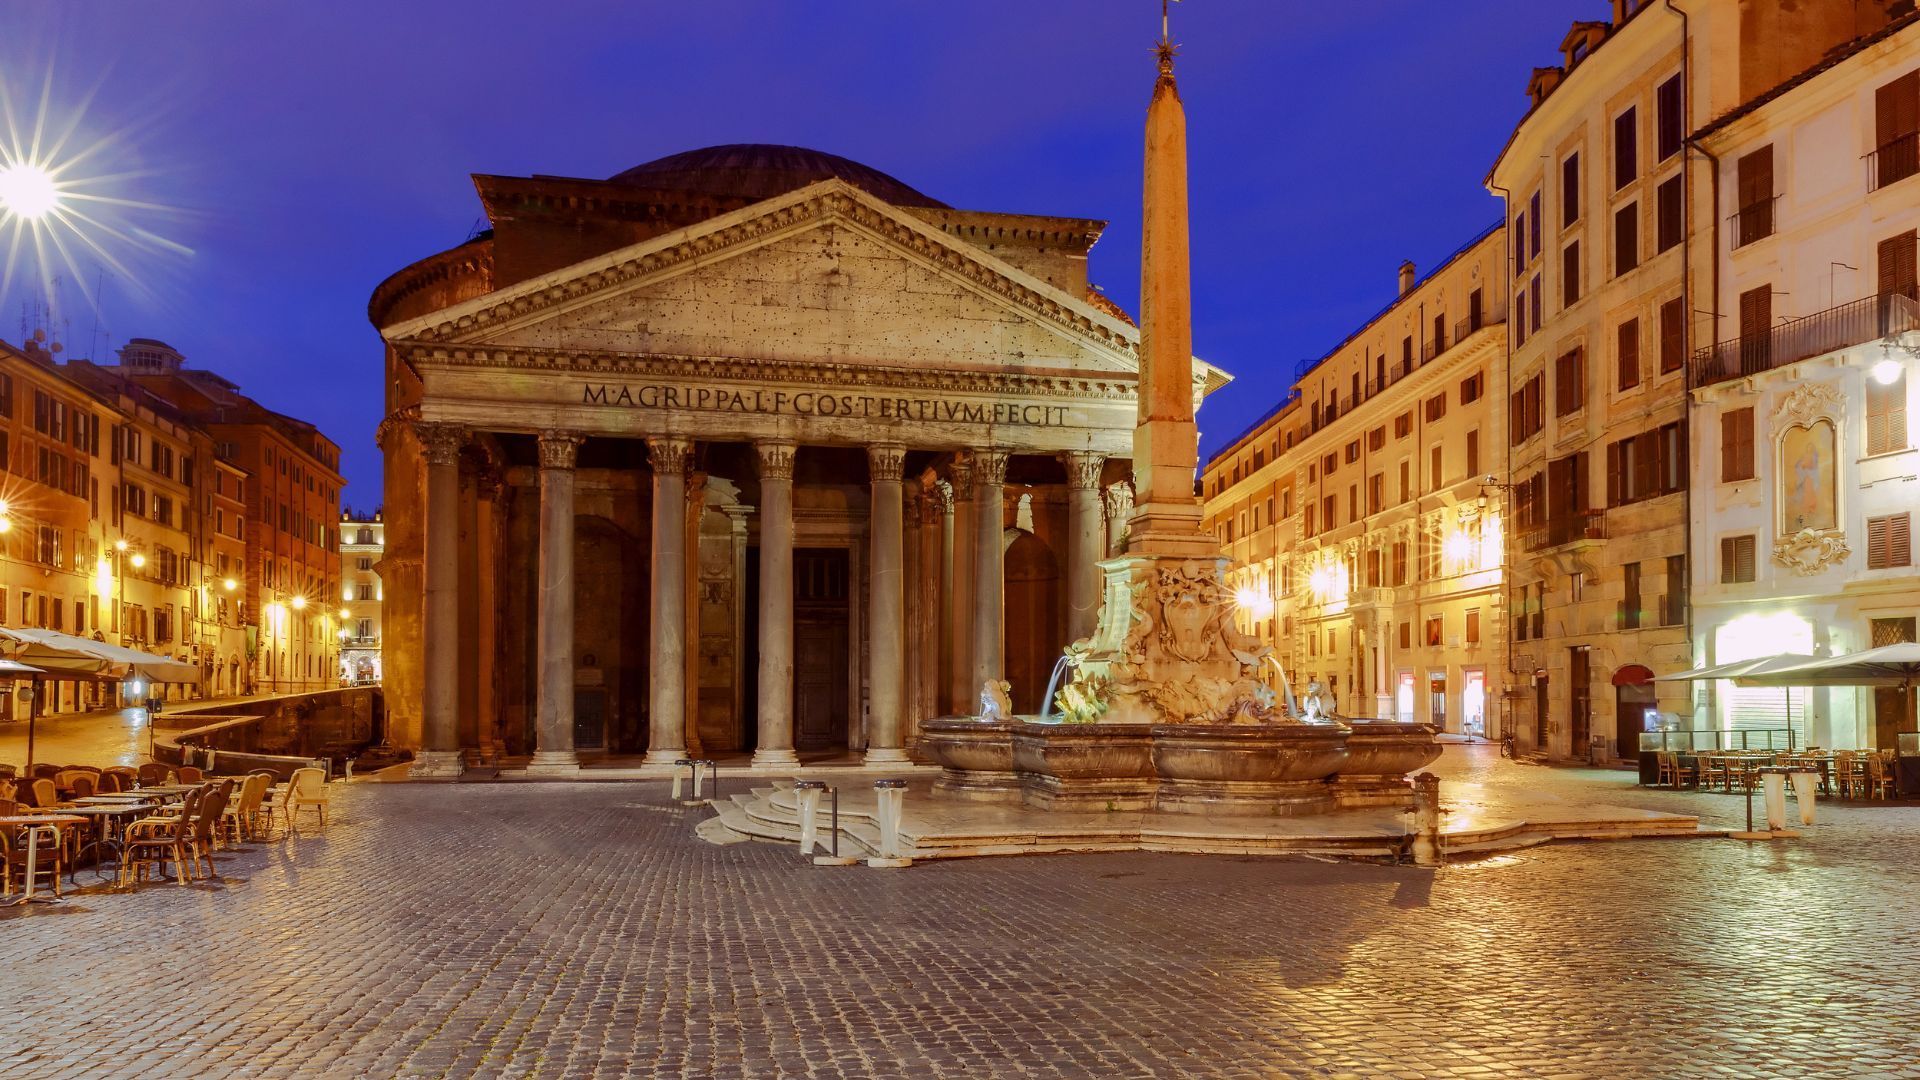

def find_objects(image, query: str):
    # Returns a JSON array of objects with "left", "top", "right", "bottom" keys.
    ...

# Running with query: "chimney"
[{"left": 1398, "top": 261, "right": 1417, "bottom": 297}]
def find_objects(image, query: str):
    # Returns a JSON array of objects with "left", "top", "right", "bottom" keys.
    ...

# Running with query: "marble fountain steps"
[{"left": 699, "top": 776, "right": 1722, "bottom": 862}]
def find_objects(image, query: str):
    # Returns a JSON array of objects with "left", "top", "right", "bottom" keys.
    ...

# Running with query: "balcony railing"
[
  {"left": 1730, "top": 196, "right": 1775, "bottom": 248},
  {"left": 1868, "top": 132, "right": 1919, "bottom": 192},
  {"left": 1519, "top": 509, "right": 1607, "bottom": 553},
  {"left": 1691, "top": 292, "right": 1919, "bottom": 388}
]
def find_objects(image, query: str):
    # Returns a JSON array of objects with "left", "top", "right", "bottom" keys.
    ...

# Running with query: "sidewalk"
[{"left": 0, "top": 694, "right": 276, "bottom": 768}]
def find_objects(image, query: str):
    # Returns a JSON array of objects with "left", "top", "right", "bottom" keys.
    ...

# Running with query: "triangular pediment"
[{"left": 383, "top": 179, "right": 1147, "bottom": 378}]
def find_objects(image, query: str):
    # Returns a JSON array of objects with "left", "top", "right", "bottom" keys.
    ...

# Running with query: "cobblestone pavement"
[{"left": 5, "top": 745, "right": 1919, "bottom": 1079}]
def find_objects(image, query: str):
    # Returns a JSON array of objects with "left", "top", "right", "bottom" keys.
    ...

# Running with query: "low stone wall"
[{"left": 157, "top": 688, "right": 387, "bottom": 779}]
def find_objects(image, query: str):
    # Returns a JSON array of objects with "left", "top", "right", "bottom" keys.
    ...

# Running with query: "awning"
[
  {"left": 1612, "top": 664, "right": 1656, "bottom": 687},
  {"left": 1736, "top": 643, "right": 1920, "bottom": 688},
  {"left": 1654, "top": 653, "right": 1819, "bottom": 682},
  {"left": 0, "top": 627, "right": 203, "bottom": 684}
]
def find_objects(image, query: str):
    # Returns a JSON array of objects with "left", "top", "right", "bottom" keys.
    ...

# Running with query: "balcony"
[
  {"left": 1519, "top": 509, "right": 1607, "bottom": 553},
  {"left": 1868, "top": 132, "right": 1918, "bottom": 193},
  {"left": 1692, "top": 292, "right": 1919, "bottom": 388}
]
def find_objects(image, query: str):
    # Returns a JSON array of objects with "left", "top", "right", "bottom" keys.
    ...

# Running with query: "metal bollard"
[
  {"left": 869, "top": 778, "right": 912, "bottom": 867},
  {"left": 1762, "top": 770, "right": 1788, "bottom": 832},
  {"left": 1409, "top": 772, "right": 1442, "bottom": 867},
  {"left": 699, "top": 759, "right": 719, "bottom": 802},
  {"left": 1791, "top": 768, "right": 1817, "bottom": 826},
  {"left": 671, "top": 758, "right": 695, "bottom": 801}
]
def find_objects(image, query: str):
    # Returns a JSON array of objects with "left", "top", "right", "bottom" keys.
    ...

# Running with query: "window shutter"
[
  {"left": 1879, "top": 230, "right": 1917, "bottom": 299},
  {"left": 1869, "top": 516, "right": 1891, "bottom": 569},
  {"left": 1615, "top": 203, "right": 1639, "bottom": 276},
  {"left": 1737, "top": 146, "right": 1773, "bottom": 214},
  {"left": 1607, "top": 441, "right": 1623, "bottom": 506},
  {"left": 1876, "top": 71, "right": 1919, "bottom": 151},
  {"left": 1660, "top": 296, "right": 1685, "bottom": 373},
  {"left": 1894, "top": 514, "right": 1913, "bottom": 568},
  {"left": 1618, "top": 319, "right": 1640, "bottom": 390}
]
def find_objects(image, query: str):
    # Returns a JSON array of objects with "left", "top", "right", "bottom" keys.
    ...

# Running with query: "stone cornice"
[
  {"left": 399, "top": 342, "right": 1139, "bottom": 402},
  {"left": 384, "top": 181, "right": 1140, "bottom": 365}
]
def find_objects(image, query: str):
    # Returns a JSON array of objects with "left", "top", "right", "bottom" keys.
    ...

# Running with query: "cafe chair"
[
  {"left": 1, "top": 811, "right": 64, "bottom": 898},
  {"left": 136, "top": 763, "right": 172, "bottom": 787},
  {"left": 1865, "top": 754, "right": 1895, "bottom": 801},
  {"left": 281, "top": 767, "right": 330, "bottom": 834}
]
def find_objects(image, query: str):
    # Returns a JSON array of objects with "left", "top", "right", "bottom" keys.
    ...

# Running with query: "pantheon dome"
[{"left": 605, "top": 144, "right": 949, "bottom": 209}]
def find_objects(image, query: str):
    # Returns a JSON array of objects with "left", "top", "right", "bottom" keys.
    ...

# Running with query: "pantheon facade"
[{"left": 370, "top": 144, "right": 1224, "bottom": 773}]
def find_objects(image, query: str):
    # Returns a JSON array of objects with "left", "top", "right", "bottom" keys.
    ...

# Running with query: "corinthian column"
[
  {"left": 752, "top": 442, "right": 799, "bottom": 768},
  {"left": 971, "top": 449, "right": 1009, "bottom": 693},
  {"left": 866, "top": 445, "right": 910, "bottom": 765},
  {"left": 645, "top": 437, "right": 693, "bottom": 765},
  {"left": 1062, "top": 451, "right": 1106, "bottom": 643},
  {"left": 415, "top": 421, "right": 467, "bottom": 778},
  {"left": 947, "top": 458, "right": 976, "bottom": 713},
  {"left": 529, "top": 431, "right": 584, "bottom": 775}
]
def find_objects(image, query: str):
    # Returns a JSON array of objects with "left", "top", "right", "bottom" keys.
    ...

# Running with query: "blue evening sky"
[{"left": 1, "top": 1, "right": 1601, "bottom": 503}]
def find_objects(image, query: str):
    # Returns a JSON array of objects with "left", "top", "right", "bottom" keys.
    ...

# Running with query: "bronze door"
[{"left": 793, "top": 549, "right": 850, "bottom": 751}]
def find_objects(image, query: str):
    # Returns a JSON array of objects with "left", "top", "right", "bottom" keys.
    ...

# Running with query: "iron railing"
[
  {"left": 1519, "top": 509, "right": 1607, "bottom": 553},
  {"left": 1691, "top": 292, "right": 1920, "bottom": 388},
  {"left": 1868, "top": 132, "right": 1919, "bottom": 192},
  {"left": 1730, "top": 195, "right": 1776, "bottom": 248}
]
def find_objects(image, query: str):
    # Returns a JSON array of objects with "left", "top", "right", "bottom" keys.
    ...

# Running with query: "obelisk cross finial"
[{"left": 1157, "top": 0, "right": 1181, "bottom": 75}]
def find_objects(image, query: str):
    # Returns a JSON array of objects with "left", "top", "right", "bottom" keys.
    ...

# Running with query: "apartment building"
[
  {"left": 1487, "top": 0, "right": 1911, "bottom": 760},
  {"left": 1204, "top": 227, "right": 1508, "bottom": 733},
  {"left": 340, "top": 509, "right": 383, "bottom": 685},
  {"left": 113, "top": 339, "right": 346, "bottom": 694},
  {"left": 1687, "top": 15, "right": 1920, "bottom": 750}
]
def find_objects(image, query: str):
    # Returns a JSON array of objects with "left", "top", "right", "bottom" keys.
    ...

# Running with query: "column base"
[
  {"left": 643, "top": 748, "right": 690, "bottom": 766},
  {"left": 526, "top": 751, "right": 581, "bottom": 776},
  {"left": 863, "top": 747, "right": 912, "bottom": 767},
  {"left": 750, "top": 748, "right": 801, "bottom": 768},
  {"left": 410, "top": 750, "right": 465, "bottom": 780}
]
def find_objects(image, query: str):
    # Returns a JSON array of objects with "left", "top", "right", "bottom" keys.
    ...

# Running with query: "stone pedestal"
[
  {"left": 922, "top": 718, "right": 1020, "bottom": 799},
  {"left": 1151, "top": 724, "right": 1348, "bottom": 816},
  {"left": 1012, "top": 722, "right": 1156, "bottom": 812},
  {"left": 1330, "top": 720, "right": 1444, "bottom": 808}
]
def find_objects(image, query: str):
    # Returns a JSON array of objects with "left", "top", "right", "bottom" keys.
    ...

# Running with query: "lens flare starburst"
[{"left": 0, "top": 64, "right": 190, "bottom": 317}]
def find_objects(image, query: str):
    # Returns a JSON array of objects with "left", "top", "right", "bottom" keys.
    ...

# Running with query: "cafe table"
[
  {"left": 0, "top": 814, "right": 88, "bottom": 905},
  {"left": 58, "top": 802, "right": 159, "bottom": 881}
]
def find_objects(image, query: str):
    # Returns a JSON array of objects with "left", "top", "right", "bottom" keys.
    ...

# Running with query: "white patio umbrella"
[
  {"left": 0, "top": 657, "right": 52, "bottom": 769},
  {"left": 1736, "top": 643, "right": 1920, "bottom": 750},
  {"left": 1658, "top": 653, "right": 1818, "bottom": 750}
]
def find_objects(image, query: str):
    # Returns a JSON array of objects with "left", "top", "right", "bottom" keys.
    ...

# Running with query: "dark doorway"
[
  {"left": 741, "top": 551, "right": 761, "bottom": 755},
  {"left": 1570, "top": 646, "right": 1592, "bottom": 758},
  {"left": 794, "top": 548, "right": 850, "bottom": 750},
  {"left": 1875, "top": 686, "right": 1915, "bottom": 750},
  {"left": 1004, "top": 530, "right": 1063, "bottom": 714},
  {"left": 1615, "top": 674, "right": 1656, "bottom": 760},
  {"left": 575, "top": 516, "right": 649, "bottom": 754},
  {"left": 1534, "top": 675, "right": 1549, "bottom": 750}
]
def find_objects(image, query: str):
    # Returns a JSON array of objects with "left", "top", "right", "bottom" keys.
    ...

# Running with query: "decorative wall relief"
[
  {"left": 1772, "top": 528, "right": 1850, "bottom": 576},
  {"left": 1779, "top": 418, "right": 1838, "bottom": 534}
]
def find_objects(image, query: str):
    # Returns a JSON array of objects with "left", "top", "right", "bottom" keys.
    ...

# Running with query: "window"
[
  {"left": 1879, "top": 229, "right": 1918, "bottom": 300},
  {"left": 1661, "top": 554, "right": 1687, "bottom": 626},
  {"left": 1365, "top": 547, "right": 1381, "bottom": 587},
  {"left": 1659, "top": 296, "right": 1685, "bottom": 373},
  {"left": 1430, "top": 445, "right": 1444, "bottom": 491},
  {"left": 1620, "top": 562, "right": 1642, "bottom": 630},
  {"left": 1554, "top": 348, "right": 1587, "bottom": 417},
  {"left": 1606, "top": 421, "right": 1687, "bottom": 505},
  {"left": 1368, "top": 426, "right": 1386, "bottom": 452},
  {"left": 1320, "top": 494, "right": 1336, "bottom": 531},
  {"left": 1562, "top": 152, "right": 1581, "bottom": 226},
  {"left": 1614, "top": 203, "right": 1639, "bottom": 276},
  {"left": 1368, "top": 473, "right": 1384, "bottom": 515},
  {"left": 1656, "top": 74, "right": 1684, "bottom": 161},
  {"left": 1562, "top": 241, "right": 1581, "bottom": 306},
  {"left": 1872, "top": 69, "right": 1919, "bottom": 190},
  {"left": 1345, "top": 439, "right": 1360, "bottom": 464},
  {"left": 1466, "top": 609, "right": 1481, "bottom": 645},
  {"left": 1871, "top": 616, "right": 1917, "bottom": 648},
  {"left": 1721, "top": 407, "right": 1755, "bottom": 481},
  {"left": 1424, "top": 393, "right": 1446, "bottom": 423},
  {"left": 1425, "top": 616, "right": 1443, "bottom": 648},
  {"left": 1322, "top": 452, "right": 1338, "bottom": 476},
  {"left": 1614, "top": 106, "right": 1638, "bottom": 189},
  {"left": 1513, "top": 211, "right": 1527, "bottom": 276},
  {"left": 1739, "top": 285, "right": 1773, "bottom": 370},
  {"left": 1392, "top": 541, "right": 1408, "bottom": 586},
  {"left": 1616, "top": 318, "right": 1641, "bottom": 391},
  {"left": 1510, "top": 373, "right": 1545, "bottom": 444},
  {"left": 1514, "top": 286, "right": 1528, "bottom": 347},
  {"left": 1530, "top": 274, "right": 1542, "bottom": 331},
  {"left": 1398, "top": 621, "right": 1411, "bottom": 650},
  {"left": 1460, "top": 371, "right": 1483, "bottom": 404},
  {"left": 1394, "top": 412, "right": 1412, "bottom": 439},
  {"left": 1469, "top": 288, "right": 1484, "bottom": 332},
  {"left": 1530, "top": 190, "right": 1542, "bottom": 260},
  {"left": 1466, "top": 430, "right": 1481, "bottom": 479},
  {"left": 1867, "top": 513, "right": 1913, "bottom": 569},
  {"left": 1867, "top": 368, "right": 1909, "bottom": 455},
  {"left": 1734, "top": 146, "right": 1773, "bottom": 247},
  {"left": 1398, "top": 460, "right": 1410, "bottom": 503},
  {"left": 1656, "top": 175, "right": 1683, "bottom": 253},
  {"left": 1303, "top": 504, "right": 1317, "bottom": 538}
]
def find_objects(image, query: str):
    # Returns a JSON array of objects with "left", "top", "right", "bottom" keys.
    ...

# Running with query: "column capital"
[
  {"left": 972, "top": 449, "right": 1010, "bottom": 486},
  {"left": 648, "top": 437, "right": 694, "bottom": 476},
  {"left": 475, "top": 467, "right": 506, "bottom": 500},
  {"left": 868, "top": 444, "right": 907, "bottom": 483},
  {"left": 536, "top": 430, "right": 584, "bottom": 471},
  {"left": 933, "top": 479, "right": 955, "bottom": 514},
  {"left": 947, "top": 454, "right": 974, "bottom": 493},
  {"left": 754, "top": 441, "right": 797, "bottom": 481},
  {"left": 415, "top": 422, "right": 469, "bottom": 467},
  {"left": 1061, "top": 451, "right": 1106, "bottom": 491}
]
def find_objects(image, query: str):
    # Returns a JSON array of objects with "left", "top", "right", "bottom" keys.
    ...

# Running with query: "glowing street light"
[
  {"left": 129, "top": 551, "right": 145, "bottom": 569},
  {"left": 290, "top": 595, "right": 307, "bottom": 611},
  {"left": 222, "top": 578, "right": 236, "bottom": 592},
  {"left": 1872, "top": 358, "right": 1904, "bottom": 386}
]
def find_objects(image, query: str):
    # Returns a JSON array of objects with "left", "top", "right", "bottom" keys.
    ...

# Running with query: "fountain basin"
[
  {"left": 921, "top": 718, "right": 1020, "bottom": 799},
  {"left": 1012, "top": 721, "right": 1156, "bottom": 812},
  {"left": 1331, "top": 720, "right": 1444, "bottom": 807},
  {"left": 1151, "top": 723, "right": 1352, "bottom": 816}
]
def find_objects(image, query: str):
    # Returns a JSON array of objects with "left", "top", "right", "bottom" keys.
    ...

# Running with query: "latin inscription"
[{"left": 581, "top": 382, "right": 1070, "bottom": 427}]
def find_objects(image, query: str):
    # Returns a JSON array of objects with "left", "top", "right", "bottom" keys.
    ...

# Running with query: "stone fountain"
[{"left": 921, "top": 23, "right": 1437, "bottom": 817}]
